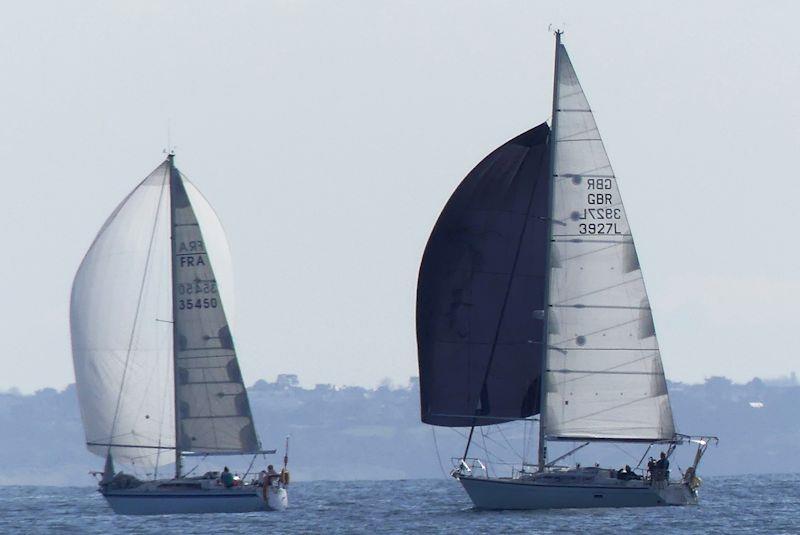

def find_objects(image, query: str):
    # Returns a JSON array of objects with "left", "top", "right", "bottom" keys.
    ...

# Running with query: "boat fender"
[{"left": 280, "top": 469, "right": 290, "bottom": 485}]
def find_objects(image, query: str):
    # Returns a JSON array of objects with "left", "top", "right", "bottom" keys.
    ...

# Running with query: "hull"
[
  {"left": 103, "top": 485, "right": 288, "bottom": 515},
  {"left": 458, "top": 474, "right": 696, "bottom": 510}
]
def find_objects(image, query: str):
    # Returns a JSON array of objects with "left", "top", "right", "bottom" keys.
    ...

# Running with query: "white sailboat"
[
  {"left": 416, "top": 31, "right": 715, "bottom": 510},
  {"left": 70, "top": 155, "right": 288, "bottom": 515}
]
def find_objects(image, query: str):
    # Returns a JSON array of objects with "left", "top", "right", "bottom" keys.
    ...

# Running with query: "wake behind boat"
[
  {"left": 70, "top": 155, "right": 288, "bottom": 514},
  {"left": 415, "top": 31, "right": 716, "bottom": 510}
]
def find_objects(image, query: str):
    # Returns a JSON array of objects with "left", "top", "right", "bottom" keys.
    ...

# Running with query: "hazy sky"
[{"left": 2, "top": 1, "right": 798, "bottom": 393}]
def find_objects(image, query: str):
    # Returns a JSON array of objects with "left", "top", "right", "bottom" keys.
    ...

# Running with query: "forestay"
[{"left": 543, "top": 44, "right": 675, "bottom": 441}]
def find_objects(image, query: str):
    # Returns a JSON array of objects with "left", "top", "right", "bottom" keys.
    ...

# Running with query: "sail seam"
[
  {"left": 549, "top": 347, "right": 659, "bottom": 352},
  {"left": 553, "top": 395, "right": 666, "bottom": 426},
  {"left": 551, "top": 277, "right": 643, "bottom": 305},
  {"left": 550, "top": 352, "right": 661, "bottom": 386},
  {"left": 547, "top": 369, "right": 664, "bottom": 375},
  {"left": 550, "top": 304, "right": 651, "bottom": 310}
]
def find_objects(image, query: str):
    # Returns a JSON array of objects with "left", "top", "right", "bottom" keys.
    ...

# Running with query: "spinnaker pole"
[{"left": 461, "top": 426, "right": 475, "bottom": 462}]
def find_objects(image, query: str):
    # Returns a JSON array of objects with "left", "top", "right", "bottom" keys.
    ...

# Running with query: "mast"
[
  {"left": 537, "top": 29, "right": 561, "bottom": 472},
  {"left": 167, "top": 152, "right": 183, "bottom": 480}
]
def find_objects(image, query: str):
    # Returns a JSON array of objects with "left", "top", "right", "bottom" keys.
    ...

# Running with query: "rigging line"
[
  {"left": 481, "top": 427, "right": 503, "bottom": 477},
  {"left": 108, "top": 165, "right": 169, "bottom": 453},
  {"left": 557, "top": 163, "right": 612, "bottom": 178},
  {"left": 552, "top": 352, "right": 660, "bottom": 385},
  {"left": 551, "top": 235, "right": 632, "bottom": 240},
  {"left": 522, "top": 420, "right": 528, "bottom": 465},
  {"left": 473, "top": 426, "right": 524, "bottom": 460},
  {"left": 551, "top": 277, "right": 643, "bottom": 306},
  {"left": 156, "top": 320, "right": 174, "bottom": 475},
  {"left": 556, "top": 173, "right": 616, "bottom": 179},
  {"left": 480, "top": 428, "right": 492, "bottom": 478},
  {"left": 635, "top": 444, "right": 653, "bottom": 470},
  {"left": 471, "top": 429, "right": 516, "bottom": 471},
  {"left": 549, "top": 347, "right": 659, "bottom": 352},
  {"left": 550, "top": 304, "right": 651, "bottom": 310},
  {"left": 612, "top": 442, "right": 639, "bottom": 462},
  {"left": 549, "top": 368, "right": 662, "bottom": 376},
  {"left": 183, "top": 454, "right": 207, "bottom": 478},
  {"left": 557, "top": 395, "right": 662, "bottom": 426},
  {"left": 431, "top": 428, "right": 448, "bottom": 478},
  {"left": 131, "top": 261, "right": 173, "bottom": 464},
  {"left": 496, "top": 425, "right": 524, "bottom": 461},
  {"left": 154, "top": 189, "right": 175, "bottom": 479}
]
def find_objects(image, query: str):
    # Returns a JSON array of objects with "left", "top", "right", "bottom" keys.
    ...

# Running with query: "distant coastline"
[{"left": 0, "top": 374, "right": 796, "bottom": 486}]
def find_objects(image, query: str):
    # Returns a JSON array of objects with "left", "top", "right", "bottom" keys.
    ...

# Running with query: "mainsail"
[
  {"left": 169, "top": 164, "right": 259, "bottom": 454},
  {"left": 416, "top": 124, "right": 551, "bottom": 427},
  {"left": 70, "top": 158, "right": 258, "bottom": 472},
  {"left": 543, "top": 43, "right": 675, "bottom": 441}
]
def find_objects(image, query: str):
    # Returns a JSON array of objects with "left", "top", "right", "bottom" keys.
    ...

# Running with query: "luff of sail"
[
  {"left": 416, "top": 124, "right": 551, "bottom": 427},
  {"left": 543, "top": 44, "right": 675, "bottom": 441},
  {"left": 169, "top": 163, "right": 259, "bottom": 454}
]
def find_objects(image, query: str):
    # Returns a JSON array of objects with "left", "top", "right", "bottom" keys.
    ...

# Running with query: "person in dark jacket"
[
  {"left": 220, "top": 466, "right": 235, "bottom": 488},
  {"left": 653, "top": 452, "right": 669, "bottom": 481}
]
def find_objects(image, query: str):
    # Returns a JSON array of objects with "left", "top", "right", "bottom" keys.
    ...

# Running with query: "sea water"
[{"left": 1, "top": 474, "right": 797, "bottom": 534}]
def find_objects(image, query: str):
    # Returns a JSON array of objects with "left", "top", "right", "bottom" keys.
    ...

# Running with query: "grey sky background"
[{"left": 2, "top": 1, "right": 797, "bottom": 393}]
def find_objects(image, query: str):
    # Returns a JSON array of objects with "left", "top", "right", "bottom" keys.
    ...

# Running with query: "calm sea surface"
[{"left": 1, "top": 474, "right": 798, "bottom": 534}]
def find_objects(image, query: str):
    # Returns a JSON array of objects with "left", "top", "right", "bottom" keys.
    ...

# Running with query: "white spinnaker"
[
  {"left": 70, "top": 161, "right": 239, "bottom": 471},
  {"left": 544, "top": 44, "right": 675, "bottom": 441},
  {"left": 70, "top": 162, "right": 174, "bottom": 470}
]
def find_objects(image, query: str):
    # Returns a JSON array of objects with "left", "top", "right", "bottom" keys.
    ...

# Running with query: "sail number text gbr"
[{"left": 573, "top": 177, "right": 623, "bottom": 235}]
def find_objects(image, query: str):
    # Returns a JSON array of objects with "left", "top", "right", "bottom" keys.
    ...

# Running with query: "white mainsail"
[
  {"left": 70, "top": 159, "right": 247, "bottom": 471},
  {"left": 543, "top": 44, "right": 675, "bottom": 441}
]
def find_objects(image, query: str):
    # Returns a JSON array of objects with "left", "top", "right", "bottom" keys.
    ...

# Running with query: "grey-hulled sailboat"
[
  {"left": 70, "top": 155, "right": 289, "bottom": 514},
  {"left": 416, "top": 32, "right": 715, "bottom": 509}
]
